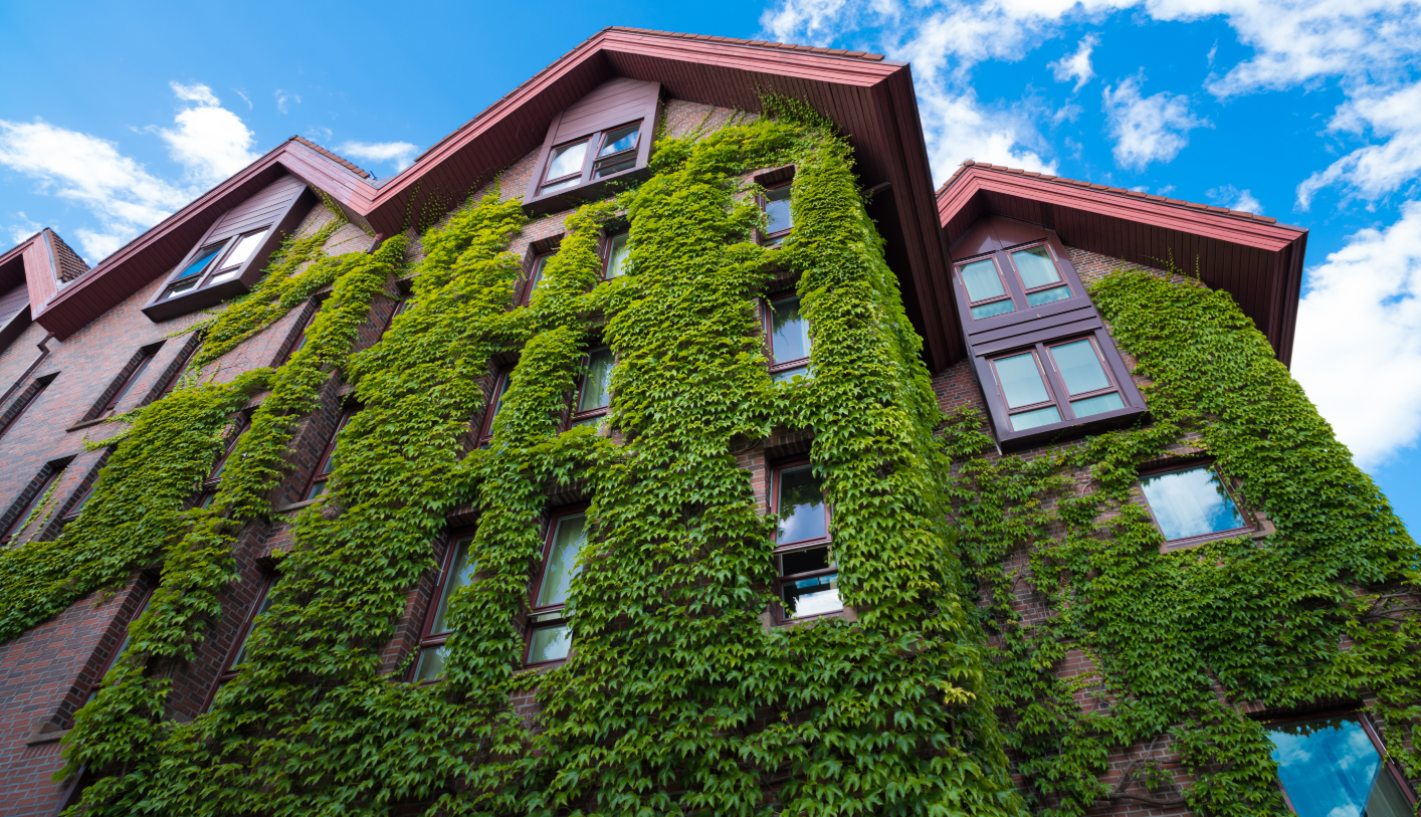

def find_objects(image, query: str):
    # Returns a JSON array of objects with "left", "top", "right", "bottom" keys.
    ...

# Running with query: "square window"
[
  {"left": 1139, "top": 464, "right": 1250, "bottom": 542},
  {"left": 1267, "top": 714, "right": 1412, "bottom": 816}
]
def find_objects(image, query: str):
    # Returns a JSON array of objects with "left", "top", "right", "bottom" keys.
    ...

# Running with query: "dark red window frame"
[
  {"left": 760, "top": 181, "right": 793, "bottom": 246},
  {"left": 602, "top": 230, "right": 630, "bottom": 280},
  {"left": 2, "top": 461, "right": 67, "bottom": 545},
  {"left": 985, "top": 334, "right": 1131, "bottom": 433},
  {"left": 85, "top": 585, "right": 153, "bottom": 704},
  {"left": 764, "top": 292, "right": 811, "bottom": 381},
  {"left": 304, "top": 410, "right": 355, "bottom": 501},
  {"left": 953, "top": 239, "right": 1078, "bottom": 322},
  {"left": 524, "top": 505, "right": 588, "bottom": 667},
  {"left": 537, "top": 120, "right": 644, "bottom": 196},
  {"left": 521, "top": 252, "right": 554, "bottom": 306},
  {"left": 568, "top": 347, "right": 613, "bottom": 430},
  {"left": 954, "top": 254, "right": 1015, "bottom": 318},
  {"left": 769, "top": 460, "right": 839, "bottom": 624},
  {"left": 1265, "top": 708, "right": 1417, "bottom": 811},
  {"left": 381, "top": 292, "right": 412, "bottom": 336},
  {"left": 203, "top": 578, "right": 275, "bottom": 710},
  {"left": 409, "top": 528, "right": 478, "bottom": 683},
  {"left": 478, "top": 368, "right": 512, "bottom": 447},
  {"left": 1137, "top": 459, "right": 1257, "bottom": 550}
]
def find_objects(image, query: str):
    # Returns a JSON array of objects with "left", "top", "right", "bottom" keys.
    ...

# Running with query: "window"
[
  {"left": 0, "top": 374, "right": 54, "bottom": 442},
  {"left": 987, "top": 336, "right": 1127, "bottom": 432},
  {"left": 3, "top": 462, "right": 67, "bottom": 545},
  {"left": 538, "top": 122, "right": 642, "bottom": 196},
  {"left": 478, "top": 369, "right": 512, "bottom": 448},
  {"left": 772, "top": 464, "right": 840, "bottom": 622},
  {"left": 283, "top": 307, "right": 319, "bottom": 363},
  {"left": 304, "top": 411, "right": 354, "bottom": 500},
  {"left": 86, "top": 587, "right": 152, "bottom": 704},
  {"left": 766, "top": 295, "right": 811, "bottom": 382},
  {"left": 571, "top": 348, "right": 613, "bottom": 429},
  {"left": 762, "top": 184, "right": 792, "bottom": 246},
  {"left": 1139, "top": 463, "right": 1252, "bottom": 545},
  {"left": 210, "top": 580, "right": 276, "bottom": 703},
  {"left": 1267, "top": 714, "right": 1414, "bottom": 816},
  {"left": 526, "top": 509, "right": 586, "bottom": 665},
  {"left": 954, "top": 241, "right": 1076, "bottom": 322},
  {"left": 195, "top": 415, "right": 249, "bottom": 507},
  {"left": 155, "top": 336, "right": 202, "bottom": 399},
  {"left": 523, "top": 253, "right": 553, "bottom": 304},
  {"left": 160, "top": 229, "right": 270, "bottom": 301},
  {"left": 603, "top": 231, "right": 630, "bottom": 279},
  {"left": 412, "top": 533, "right": 478, "bottom": 682},
  {"left": 381, "top": 294, "right": 412, "bottom": 335},
  {"left": 96, "top": 345, "right": 160, "bottom": 418}
]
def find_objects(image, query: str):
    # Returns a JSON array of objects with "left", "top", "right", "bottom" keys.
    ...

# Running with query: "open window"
[
  {"left": 524, "top": 78, "right": 661, "bottom": 212},
  {"left": 1138, "top": 461, "right": 1255, "bottom": 549},
  {"left": 412, "top": 532, "right": 478, "bottom": 682},
  {"left": 1267, "top": 712, "right": 1415, "bottom": 816},
  {"left": 144, "top": 175, "right": 314, "bottom": 321},
  {"left": 771, "top": 463, "right": 840, "bottom": 622},
  {"left": 766, "top": 294, "right": 812, "bottom": 382},
  {"left": 570, "top": 348, "right": 613, "bottom": 429},
  {"left": 526, "top": 508, "right": 587, "bottom": 665}
]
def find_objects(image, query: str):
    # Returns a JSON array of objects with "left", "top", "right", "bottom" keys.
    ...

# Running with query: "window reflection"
[
  {"left": 1139, "top": 465, "right": 1247, "bottom": 541},
  {"left": 777, "top": 466, "right": 826, "bottom": 544},
  {"left": 1268, "top": 715, "right": 1411, "bottom": 817}
]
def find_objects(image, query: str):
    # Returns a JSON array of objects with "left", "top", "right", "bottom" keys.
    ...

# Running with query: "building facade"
[{"left": 0, "top": 27, "right": 1416, "bottom": 817}]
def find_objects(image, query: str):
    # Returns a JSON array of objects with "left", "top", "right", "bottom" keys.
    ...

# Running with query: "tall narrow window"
[
  {"left": 3, "top": 462, "right": 67, "bottom": 545},
  {"left": 603, "top": 231, "right": 630, "bottom": 279},
  {"left": 767, "top": 296, "right": 812, "bottom": 382},
  {"left": 1267, "top": 714, "right": 1414, "bottom": 816},
  {"left": 98, "top": 346, "right": 159, "bottom": 418},
  {"left": 304, "top": 411, "right": 354, "bottom": 500},
  {"left": 196, "top": 415, "right": 249, "bottom": 508},
  {"left": 206, "top": 580, "right": 275, "bottom": 708},
  {"left": 772, "top": 464, "right": 839, "bottom": 621},
  {"left": 86, "top": 587, "right": 152, "bottom": 704},
  {"left": 762, "top": 184, "right": 793, "bottom": 246},
  {"left": 526, "top": 510, "right": 586, "bottom": 665},
  {"left": 479, "top": 369, "right": 512, "bottom": 447},
  {"left": 381, "top": 294, "right": 412, "bottom": 336},
  {"left": 571, "top": 348, "right": 613, "bottom": 428},
  {"left": 283, "top": 307, "right": 319, "bottom": 364},
  {"left": 1139, "top": 463, "right": 1252, "bottom": 546},
  {"left": 523, "top": 253, "right": 553, "bottom": 304},
  {"left": 412, "top": 533, "right": 478, "bottom": 682},
  {"left": 156, "top": 336, "right": 202, "bottom": 399}
]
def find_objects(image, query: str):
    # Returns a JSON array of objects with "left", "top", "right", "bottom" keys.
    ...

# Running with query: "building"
[{"left": 0, "top": 26, "right": 1415, "bottom": 817}]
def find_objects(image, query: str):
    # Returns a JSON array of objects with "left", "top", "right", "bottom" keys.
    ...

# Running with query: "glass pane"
[
  {"left": 175, "top": 246, "right": 223, "bottom": 280},
  {"left": 165, "top": 279, "right": 200, "bottom": 300},
  {"left": 782, "top": 572, "right": 841, "bottom": 619},
  {"left": 599, "top": 124, "right": 639, "bottom": 157},
  {"left": 970, "top": 300, "right": 1016, "bottom": 320},
  {"left": 772, "top": 365, "right": 810, "bottom": 383},
  {"left": 771, "top": 298, "right": 810, "bottom": 364},
  {"left": 222, "top": 229, "right": 268, "bottom": 269},
  {"left": 526, "top": 256, "right": 549, "bottom": 299},
  {"left": 1026, "top": 285, "right": 1071, "bottom": 306},
  {"left": 535, "top": 514, "right": 586, "bottom": 607},
  {"left": 1269, "top": 716, "right": 1411, "bottom": 817},
  {"left": 1010, "top": 406, "right": 1062, "bottom": 431},
  {"left": 540, "top": 176, "right": 581, "bottom": 194},
  {"left": 777, "top": 466, "right": 827, "bottom": 544},
  {"left": 959, "top": 259, "right": 1006, "bottom": 302},
  {"left": 573, "top": 414, "right": 606, "bottom": 430},
  {"left": 1051, "top": 340, "right": 1111, "bottom": 395},
  {"left": 428, "top": 538, "right": 476, "bottom": 635},
  {"left": 578, "top": 349, "right": 613, "bottom": 412},
  {"left": 206, "top": 269, "right": 240, "bottom": 285},
  {"left": 765, "top": 185, "right": 792, "bottom": 235},
  {"left": 483, "top": 374, "right": 511, "bottom": 441},
  {"left": 994, "top": 353, "right": 1051, "bottom": 409},
  {"left": 413, "top": 645, "right": 448, "bottom": 682},
  {"left": 1012, "top": 246, "right": 1062, "bottom": 289},
  {"left": 231, "top": 591, "right": 276, "bottom": 667},
  {"left": 306, "top": 481, "right": 326, "bottom": 499},
  {"left": 1140, "top": 466, "right": 1247, "bottom": 540},
  {"left": 593, "top": 157, "right": 636, "bottom": 178},
  {"left": 780, "top": 546, "right": 831, "bottom": 576},
  {"left": 545, "top": 139, "right": 589, "bottom": 181},
  {"left": 605, "top": 233, "right": 630, "bottom": 278},
  {"left": 1070, "top": 393, "right": 1125, "bottom": 418},
  {"left": 528, "top": 625, "right": 571, "bottom": 663}
]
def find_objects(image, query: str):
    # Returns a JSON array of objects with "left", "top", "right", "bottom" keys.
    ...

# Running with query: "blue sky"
[{"left": 1, "top": 0, "right": 1417, "bottom": 531}]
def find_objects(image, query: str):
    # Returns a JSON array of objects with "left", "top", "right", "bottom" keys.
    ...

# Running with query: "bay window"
[
  {"left": 987, "top": 335, "right": 1127, "bottom": 433},
  {"left": 953, "top": 240, "right": 1077, "bottom": 322}
]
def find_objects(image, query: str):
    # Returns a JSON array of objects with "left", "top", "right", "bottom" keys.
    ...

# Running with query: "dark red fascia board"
[
  {"left": 36, "top": 28, "right": 960, "bottom": 370},
  {"left": 936, "top": 166, "right": 1308, "bottom": 367}
]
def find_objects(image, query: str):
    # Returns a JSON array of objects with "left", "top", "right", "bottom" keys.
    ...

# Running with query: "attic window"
[
  {"left": 524, "top": 78, "right": 661, "bottom": 213},
  {"left": 538, "top": 122, "right": 642, "bottom": 196}
]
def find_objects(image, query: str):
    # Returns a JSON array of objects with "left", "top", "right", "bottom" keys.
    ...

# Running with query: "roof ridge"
[
  {"left": 289, "top": 136, "right": 373, "bottom": 179},
  {"left": 936, "top": 160, "right": 1284, "bottom": 226},
  {"left": 603, "top": 26, "right": 885, "bottom": 61},
  {"left": 44, "top": 228, "right": 90, "bottom": 282}
]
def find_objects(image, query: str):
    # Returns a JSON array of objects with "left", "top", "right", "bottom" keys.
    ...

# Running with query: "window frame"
[
  {"left": 303, "top": 410, "right": 355, "bottom": 501},
  {"left": 569, "top": 347, "right": 613, "bottom": 430},
  {"left": 521, "top": 252, "right": 554, "bottom": 306},
  {"left": 770, "top": 460, "right": 840, "bottom": 625},
  {"left": 986, "top": 335, "right": 1131, "bottom": 434},
  {"left": 410, "top": 528, "right": 479, "bottom": 684},
  {"left": 602, "top": 229, "right": 630, "bottom": 280},
  {"left": 764, "top": 292, "right": 812, "bottom": 381},
  {"left": 1137, "top": 459, "right": 1257, "bottom": 550},
  {"left": 281, "top": 303, "right": 320, "bottom": 365},
  {"left": 478, "top": 368, "right": 513, "bottom": 447},
  {"left": 524, "top": 505, "right": 588, "bottom": 667},
  {"left": 524, "top": 90, "right": 658, "bottom": 213},
  {"left": 954, "top": 255, "right": 1016, "bottom": 319},
  {"left": 950, "top": 236, "right": 1090, "bottom": 329},
  {"left": 85, "top": 584, "right": 153, "bottom": 704},
  {"left": 1265, "top": 709, "right": 1418, "bottom": 811},
  {"left": 759, "top": 181, "right": 794, "bottom": 246},
  {"left": 2, "top": 460, "right": 68, "bottom": 545},
  {"left": 590, "top": 122, "right": 643, "bottom": 179},
  {"left": 154, "top": 333, "right": 204, "bottom": 399},
  {"left": 203, "top": 577, "right": 275, "bottom": 710}
]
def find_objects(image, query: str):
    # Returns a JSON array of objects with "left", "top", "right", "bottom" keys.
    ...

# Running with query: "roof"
[
  {"left": 35, "top": 27, "right": 962, "bottom": 369},
  {"left": 290, "top": 136, "right": 372, "bottom": 179},
  {"left": 936, "top": 161, "right": 1308, "bottom": 366}
]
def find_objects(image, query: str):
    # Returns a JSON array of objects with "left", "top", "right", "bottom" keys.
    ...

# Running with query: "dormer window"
[
  {"left": 144, "top": 175, "right": 314, "bottom": 322},
  {"left": 954, "top": 241, "right": 1076, "bottom": 321},
  {"left": 524, "top": 78, "right": 661, "bottom": 213}
]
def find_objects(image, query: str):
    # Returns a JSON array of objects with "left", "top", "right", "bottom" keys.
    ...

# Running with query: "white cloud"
[
  {"left": 307, "top": 126, "right": 334, "bottom": 143},
  {"left": 1050, "top": 34, "right": 1099, "bottom": 91},
  {"left": 335, "top": 140, "right": 420, "bottom": 172},
  {"left": 275, "top": 89, "right": 301, "bottom": 114},
  {"left": 7, "top": 211, "right": 41, "bottom": 245},
  {"left": 1102, "top": 75, "right": 1209, "bottom": 170},
  {"left": 157, "top": 82, "right": 259, "bottom": 186},
  {"left": 1208, "top": 183, "right": 1264, "bottom": 212},
  {"left": 234, "top": 89, "right": 253, "bottom": 109},
  {"left": 1297, "top": 81, "right": 1421, "bottom": 209},
  {"left": 1294, "top": 201, "right": 1421, "bottom": 469},
  {"left": 760, "top": 0, "right": 856, "bottom": 46}
]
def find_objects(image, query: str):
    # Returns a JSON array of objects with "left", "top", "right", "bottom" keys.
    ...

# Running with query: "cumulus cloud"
[
  {"left": 1102, "top": 75, "right": 1209, "bottom": 170},
  {"left": 1050, "top": 34, "right": 1099, "bottom": 91},
  {"left": 7, "top": 212, "right": 42, "bottom": 245},
  {"left": 335, "top": 140, "right": 420, "bottom": 172},
  {"left": 1294, "top": 202, "right": 1421, "bottom": 468},
  {"left": 1208, "top": 184, "right": 1264, "bottom": 212},
  {"left": 157, "top": 82, "right": 259, "bottom": 186},
  {"left": 1297, "top": 81, "right": 1421, "bottom": 209}
]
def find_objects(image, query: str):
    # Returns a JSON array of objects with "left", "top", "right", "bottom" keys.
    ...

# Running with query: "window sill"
[
  {"left": 66, "top": 416, "right": 113, "bottom": 433},
  {"left": 273, "top": 497, "right": 323, "bottom": 514},
  {"left": 994, "top": 404, "right": 1148, "bottom": 452},
  {"left": 1159, "top": 526, "right": 1259, "bottom": 553},
  {"left": 143, "top": 278, "right": 250, "bottom": 323}
]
